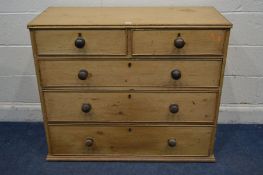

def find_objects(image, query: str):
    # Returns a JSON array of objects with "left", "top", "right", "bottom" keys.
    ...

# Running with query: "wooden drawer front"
[
  {"left": 132, "top": 30, "right": 225, "bottom": 55},
  {"left": 49, "top": 125, "right": 212, "bottom": 156},
  {"left": 44, "top": 92, "right": 217, "bottom": 122},
  {"left": 39, "top": 60, "right": 221, "bottom": 87},
  {"left": 35, "top": 30, "right": 127, "bottom": 55}
]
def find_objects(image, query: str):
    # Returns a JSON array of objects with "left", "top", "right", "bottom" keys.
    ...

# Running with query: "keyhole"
[
  {"left": 128, "top": 94, "right": 131, "bottom": 99},
  {"left": 78, "top": 33, "right": 82, "bottom": 37},
  {"left": 177, "top": 33, "right": 181, "bottom": 37},
  {"left": 128, "top": 128, "right": 132, "bottom": 132},
  {"left": 128, "top": 62, "right": 132, "bottom": 68}
]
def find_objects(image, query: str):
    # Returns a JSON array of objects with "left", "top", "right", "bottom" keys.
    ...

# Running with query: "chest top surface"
[{"left": 27, "top": 7, "right": 232, "bottom": 28}]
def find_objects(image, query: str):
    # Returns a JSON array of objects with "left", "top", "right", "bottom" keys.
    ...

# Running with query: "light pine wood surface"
[
  {"left": 27, "top": 7, "right": 232, "bottom": 27},
  {"left": 49, "top": 124, "right": 212, "bottom": 156},
  {"left": 35, "top": 30, "right": 127, "bottom": 56},
  {"left": 132, "top": 29, "right": 225, "bottom": 55},
  {"left": 44, "top": 91, "right": 217, "bottom": 122},
  {"left": 28, "top": 7, "right": 231, "bottom": 161},
  {"left": 39, "top": 60, "right": 222, "bottom": 87}
]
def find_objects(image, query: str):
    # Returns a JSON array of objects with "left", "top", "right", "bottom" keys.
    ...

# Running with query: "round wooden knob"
[
  {"left": 171, "top": 69, "right": 181, "bottom": 80},
  {"left": 85, "top": 138, "right": 94, "bottom": 147},
  {"left": 174, "top": 37, "right": 185, "bottom": 49},
  {"left": 75, "top": 36, "right": 85, "bottom": 48},
  {"left": 169, "top": 104, "right": 179, "bottom": 113},
  {"left": 78, "top": 69, "right": 88, "bottom": 80},
  {"left": 82, "top": 103, "right": 92, "bottom": 113},
  {"left": 168, "top": 138, "right": 176, "bottom": 147}
]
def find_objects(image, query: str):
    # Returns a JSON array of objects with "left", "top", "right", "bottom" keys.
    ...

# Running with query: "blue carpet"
[{"left": 0, "top": 123, "right": 262, "bottom": 175}]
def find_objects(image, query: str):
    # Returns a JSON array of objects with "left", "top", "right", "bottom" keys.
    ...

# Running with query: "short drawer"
[
  {"left": 44, "top": 91, "right": 217, "bottom": 122},
  {"left": 35, "top": 30, "right": 127, "bottom": 56},
  {"left": 49, "top": 125, "right": 212, "bottom": 156},
  {"left": 39, "top": 60, "right": 221, "bottom": 87},
  {"left": 132, "top": 30, "right": 226, "bottom": 55}
]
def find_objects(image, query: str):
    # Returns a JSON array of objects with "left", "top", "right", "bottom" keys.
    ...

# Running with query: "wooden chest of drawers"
[{"left": 28, "top": 7, "right": 232, "bottom": 162}]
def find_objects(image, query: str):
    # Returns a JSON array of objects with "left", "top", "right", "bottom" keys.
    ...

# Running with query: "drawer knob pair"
[
  {"left": 75, "top": 35, "right": 184, "bottom": 49},
  {"left": 82, "top": 103, "right": 178, "bottom": 113},
  {"left": 79, "top": 69, "right": 181, "bottom": 81},
  {"left": 78, "top": 69, "right": 88, "bottom": 80},
  {"left": 85, "top": 138, "right": 176, "bottom": 148},
  {"left": 82, "top": 103, "right": 92, "bottom": 113},
  {"left": 75, "top": 36, "right": 85, "bottom": 48}
]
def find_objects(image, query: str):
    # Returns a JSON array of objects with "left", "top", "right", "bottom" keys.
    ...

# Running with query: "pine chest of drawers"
[{"left": 28, "top": 7, "right": 232, "bottom": 162}]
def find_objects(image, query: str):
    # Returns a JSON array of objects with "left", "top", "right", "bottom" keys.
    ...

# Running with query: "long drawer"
[
  {"left": 39, "top": 60, "right": 222, "bottom": 87},
  {"left": 49, "top": 125, "right": 212, "bottom": 156},
  {"left": 35, "top": 30, "right": 127, "bottom": 56},
  {"left": 44, "top": 91, "right": 217, "bottom": 122},
  {"left": 132, "top": 29, "right": 226, "bottom": 55}
]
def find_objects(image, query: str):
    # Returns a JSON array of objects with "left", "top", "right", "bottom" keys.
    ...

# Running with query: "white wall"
[{"left": 0, "top": 0, "right": 263, "bottom": 123}]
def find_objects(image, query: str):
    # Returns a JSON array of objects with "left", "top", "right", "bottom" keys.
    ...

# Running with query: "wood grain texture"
[
  {"left": 35, "top": 30, "right": 127, "bottom": 56},
  {"left": 27, "top": 7, "right": 232, "bottom": 28},
  {"left": 132, "top": 29, "right": 225, "bottom": 55},
  {"left": 46, "top": 155, "right": 216, "bottom": 162},
  {"left": 44, "top": 91, "right": 217, "bottom": 122},
  {"left": 48, "top": 124, "right": 212, "bottom": 156},
  {"left": 29, "top": 31, "right": 53, "bottom": 154},
  {"left": 42, "top": 86, "right": 218, "bottom": 92},
  {"left": 39, "top": 60, "right": 222, "bottom": 87},
  {"left": 210, "top": 29, "right": 231, "bottom": 156},
  {"left": 28, "top": 7, "right": 231, "bottom": 162}
]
